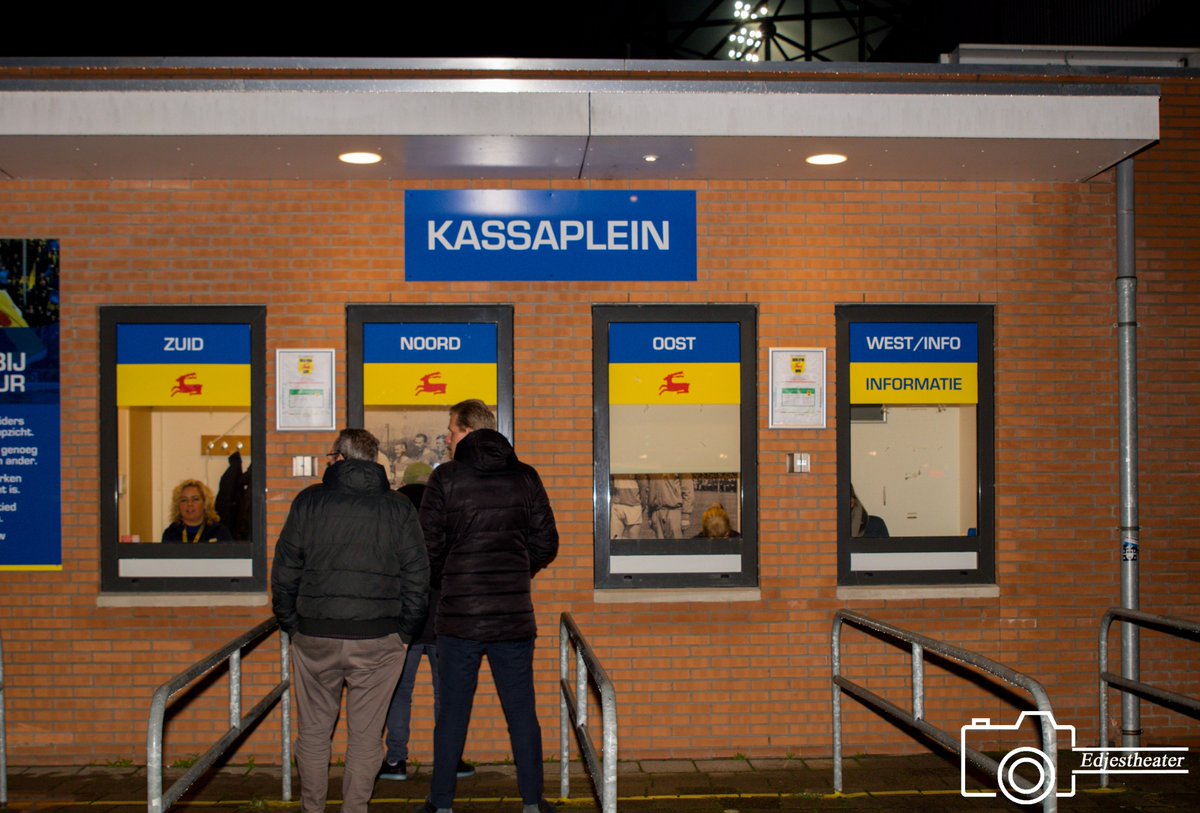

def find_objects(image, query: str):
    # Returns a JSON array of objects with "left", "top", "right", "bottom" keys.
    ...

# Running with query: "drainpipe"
[{"left": 1116, "top": 158, "right": 1140, "bottom": 748}]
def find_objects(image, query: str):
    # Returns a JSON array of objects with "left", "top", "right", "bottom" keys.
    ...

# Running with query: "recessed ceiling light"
[
  {"left": 806, "top": 153, "right": 848, "bottom": 166},
  {"left": 339, "top": 151, "right": 382, "bottom": 165},
  {"left": 643, "top": 154, "right": 659, "bottom": 162}
]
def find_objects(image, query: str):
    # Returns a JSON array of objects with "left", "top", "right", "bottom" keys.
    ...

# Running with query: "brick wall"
[{"left": 0, "top": 78, "right": 1197, "bottom": 767}]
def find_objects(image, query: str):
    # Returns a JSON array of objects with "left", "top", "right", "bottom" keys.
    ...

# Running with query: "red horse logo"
[
  {"left": 657, "top": 371, "right": 690, "bottom": 396},
  {"left": 170, "top": 372, "right": 203, "bottom": 397},
  {"left": 415, "top": 371, "right": 447, "bottom": 396}
]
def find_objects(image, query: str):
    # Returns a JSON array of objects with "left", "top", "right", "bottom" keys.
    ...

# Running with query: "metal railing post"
[
  {"left": 600, "top": 679, "right": 618, "bottom": 810},
  {"left": 229, "top": 649, "right": 242, "bottom": 729},
  {"left": 280, "top": 631, "right": 291, "bottom": 802},
  {"left": 1098, "top": 611, "right": 1111, "bottom": 787},
  {"left": 831, "top": 618, "right": 843, "bottom": 793},
  {"left": 1, "top": 631, "right": 7, "bottom": 809},
  {"left": 148, "top": 684, "right": 167, "bottom": 813},
  {"left": 911, "top": 643, "right": 924, "bottom": 721},
  {"left": 558, "top": 617, "right": 570, "bottom": 800},
  {"left": 576, "top": 643, "right": 588, "bottom": 734}
]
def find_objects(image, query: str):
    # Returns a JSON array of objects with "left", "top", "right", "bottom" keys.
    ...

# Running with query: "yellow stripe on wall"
[
  {"left": 117, "top": 364, "right": 251, "bottom": 407},
  {"left": 609, "top": 363, "right": 740, "bottom": 405},
  {"left": 849, "top": 362, "right": 978, "bottom": 404},
  {"left": 364, "top": 363, "right": 498, "bottom": 406}
]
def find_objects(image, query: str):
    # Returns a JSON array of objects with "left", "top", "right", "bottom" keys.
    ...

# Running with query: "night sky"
[{"left": 4, "top": 0, "right": 1197, "bottom": 62}]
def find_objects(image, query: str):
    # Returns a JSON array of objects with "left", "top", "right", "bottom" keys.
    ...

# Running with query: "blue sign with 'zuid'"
[{"left": 405, "top": 190, "right": 697, "bottom": 282}]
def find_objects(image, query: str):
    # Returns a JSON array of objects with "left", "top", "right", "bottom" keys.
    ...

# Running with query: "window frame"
[
  {"left": 593, "top": 304, "right": 759, "bottom": 590},
  {"left": 345, "top": 304, "right": 515, "bottom": 442},
  {"left": 836, "top": 304, "right": 996, "bottom": 586},
  {"left": 99, "top": 305, "right": 268, "bottom": 594}
]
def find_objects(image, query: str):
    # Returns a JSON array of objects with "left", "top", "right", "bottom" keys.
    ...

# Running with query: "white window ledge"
[
  {"left": 96, "top": 592, "right": 269, "bottom": 608},
  {"left": 593, "top": 587, "right": 761, "bottom": 604},
  {"left": 836, "top": 584, "right": 1000, "bottom": 601}
]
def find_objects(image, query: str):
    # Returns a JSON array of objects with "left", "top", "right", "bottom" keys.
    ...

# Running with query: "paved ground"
[{"left": 4, "top": 752, "right": 1197, "bottom": 812}]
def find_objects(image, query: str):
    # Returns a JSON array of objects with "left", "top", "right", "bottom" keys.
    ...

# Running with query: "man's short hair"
[
  {"left": 450, "top": 399, "right": 497, "bottom": 431},
  {"left": 335, "top": 428, "right": 379, "bottom": 462}
]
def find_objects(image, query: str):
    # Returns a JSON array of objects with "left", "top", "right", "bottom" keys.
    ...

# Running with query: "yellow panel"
[
  {"left": 117, "top": 364, "right": 250, "bottom": 407},
  {"left": 364, "top": 363, "right": 498, "bottom": 406},
  {"left": 609, "top": 363, "right": 740, "bottom": 406},
  {"left": 849, "top": 362, "right": 977, "bottom": 404}
]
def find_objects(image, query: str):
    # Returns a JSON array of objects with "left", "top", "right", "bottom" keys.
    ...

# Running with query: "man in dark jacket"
[
  {"left": 421, "top": 400, "right": 558, "bottom": 813},
  {"left": 272, "top": 428, "right": 429, "bottom": 813}
]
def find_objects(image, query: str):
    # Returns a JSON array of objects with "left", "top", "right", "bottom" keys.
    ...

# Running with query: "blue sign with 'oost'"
[{"left": 404, "top": 190, "right": 697, "bottom": 282}]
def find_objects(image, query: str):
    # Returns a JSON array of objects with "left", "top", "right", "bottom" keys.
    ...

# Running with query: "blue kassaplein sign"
[{"left": 404, "top": 190, "right": 697, "bottom": 282}]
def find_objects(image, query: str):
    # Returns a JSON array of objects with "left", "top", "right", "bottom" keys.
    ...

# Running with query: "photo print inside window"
[{"left": 359, "top": 320, "right": 503, "bottom": 486}]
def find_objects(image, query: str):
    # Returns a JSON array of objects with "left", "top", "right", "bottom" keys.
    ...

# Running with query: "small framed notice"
[
  {"left": 277, "top": 349, "right": 336, "bottom": 431},
  {"left": 769, "top": 347, "right": 826, "bottom": 429}
]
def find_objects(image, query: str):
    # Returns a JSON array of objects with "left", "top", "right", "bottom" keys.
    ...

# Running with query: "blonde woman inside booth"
[{"left": 160, "top": 479, "right": 233, "bottom": 544}]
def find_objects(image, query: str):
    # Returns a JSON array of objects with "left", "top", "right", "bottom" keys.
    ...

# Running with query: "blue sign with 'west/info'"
[{"left": 405, "top": 190, "right": 697, "bottom": 282}]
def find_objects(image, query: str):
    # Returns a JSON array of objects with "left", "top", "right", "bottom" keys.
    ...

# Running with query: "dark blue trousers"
[
  {"left": 384, "top": 642, "right": 440, "bottom": 763},
  {"left": 430, "top": 635, "right": 543, "bottom": 807}
]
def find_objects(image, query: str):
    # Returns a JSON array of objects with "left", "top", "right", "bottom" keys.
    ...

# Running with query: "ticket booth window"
[
  {"left": 594, "top": 305, "right": 758, "bottom": 589},
  {"left": 836, "top": 305, "right": 995, "bottom": 586},
  {"left": 346, "top": 305, "right": 514, "bottom": 484},
  {"left": 100, "top": 306, "right": 266, "bottom": 593}
]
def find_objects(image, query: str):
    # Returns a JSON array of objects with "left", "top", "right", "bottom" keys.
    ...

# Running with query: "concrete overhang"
[{"left": 0, "top": 62, "right": 1161, "bottom": 182}]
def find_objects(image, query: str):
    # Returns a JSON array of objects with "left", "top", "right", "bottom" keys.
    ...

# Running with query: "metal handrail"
[
  {"left": 1098, "top": 607, "right": 1200, "bottom": 787},
  {"left": 559, "top": 613, "right": 618, "bottom": 813},
  {"left": 147, "top": 617, "right": 291, "bottom": 813},
  {"left": 1, "top": 630, "right": 7, "bottom": 808},
  {"left": 833, "top": 610, "right": 1062, "bottom": 812}
]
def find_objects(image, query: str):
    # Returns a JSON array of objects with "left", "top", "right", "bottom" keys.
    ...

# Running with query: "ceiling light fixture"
[
  {"left": 643, "top": 154, "right": 659, "bottom": 162},
  {"left": 806, "top": 153, "right": 848, "bottom": 166},
  {"left": 339, "top": 151, "right": 382, "bottom": 165}
]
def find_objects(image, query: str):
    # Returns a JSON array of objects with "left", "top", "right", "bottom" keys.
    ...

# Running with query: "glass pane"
[
  {"left": 117, "top": 406, "right": 251, "bottom": 543},
  {"left": 850, "top": 404, "right": 978, "bottom": 537},
  {"left": 361, "top": 321, "right": 501, "bottom": 484},
  {"left": 607, "top": 321, "right": 743, "bottom": 560},
  {"left": 114, "top": 323, "right": 254, "bottom": 554}
]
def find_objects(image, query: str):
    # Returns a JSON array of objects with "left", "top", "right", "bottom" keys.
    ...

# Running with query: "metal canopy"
[{"left": 0, "top": 62, "right": 1160, "bottom": 182}]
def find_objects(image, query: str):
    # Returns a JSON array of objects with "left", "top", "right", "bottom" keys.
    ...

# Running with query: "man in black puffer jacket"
[
  {"left": 272, "top": 428, "right": 429, "bottom": 813},
  {"left": 421, "top": 400, "right": 558, "bottom": 813}
]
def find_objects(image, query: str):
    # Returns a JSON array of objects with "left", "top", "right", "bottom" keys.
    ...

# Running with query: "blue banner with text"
[{"left": 0, "top": 239, "right": 61, "bottom": 569}]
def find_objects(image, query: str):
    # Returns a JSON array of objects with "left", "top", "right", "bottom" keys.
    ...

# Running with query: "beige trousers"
[{"left": 291, "top": 633, "right": 406, "bottom": 813}]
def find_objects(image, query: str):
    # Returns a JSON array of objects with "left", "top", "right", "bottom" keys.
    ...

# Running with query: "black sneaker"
[
  {"left": 455, "top": 759, "right": 475, "bottom": 778},
  {"left": 377, "top": 758, "right": 407, "bottom": 781},
  {"left": 420, "top": 802, "right": 440, "bottom": 813},
  {"left": 523, "top": 799, "right": 557, "bottom": 813}
]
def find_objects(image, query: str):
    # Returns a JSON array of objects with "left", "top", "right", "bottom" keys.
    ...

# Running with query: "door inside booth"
[{"left": 346, "top": 305, "right": 514, "bottom": 482}]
